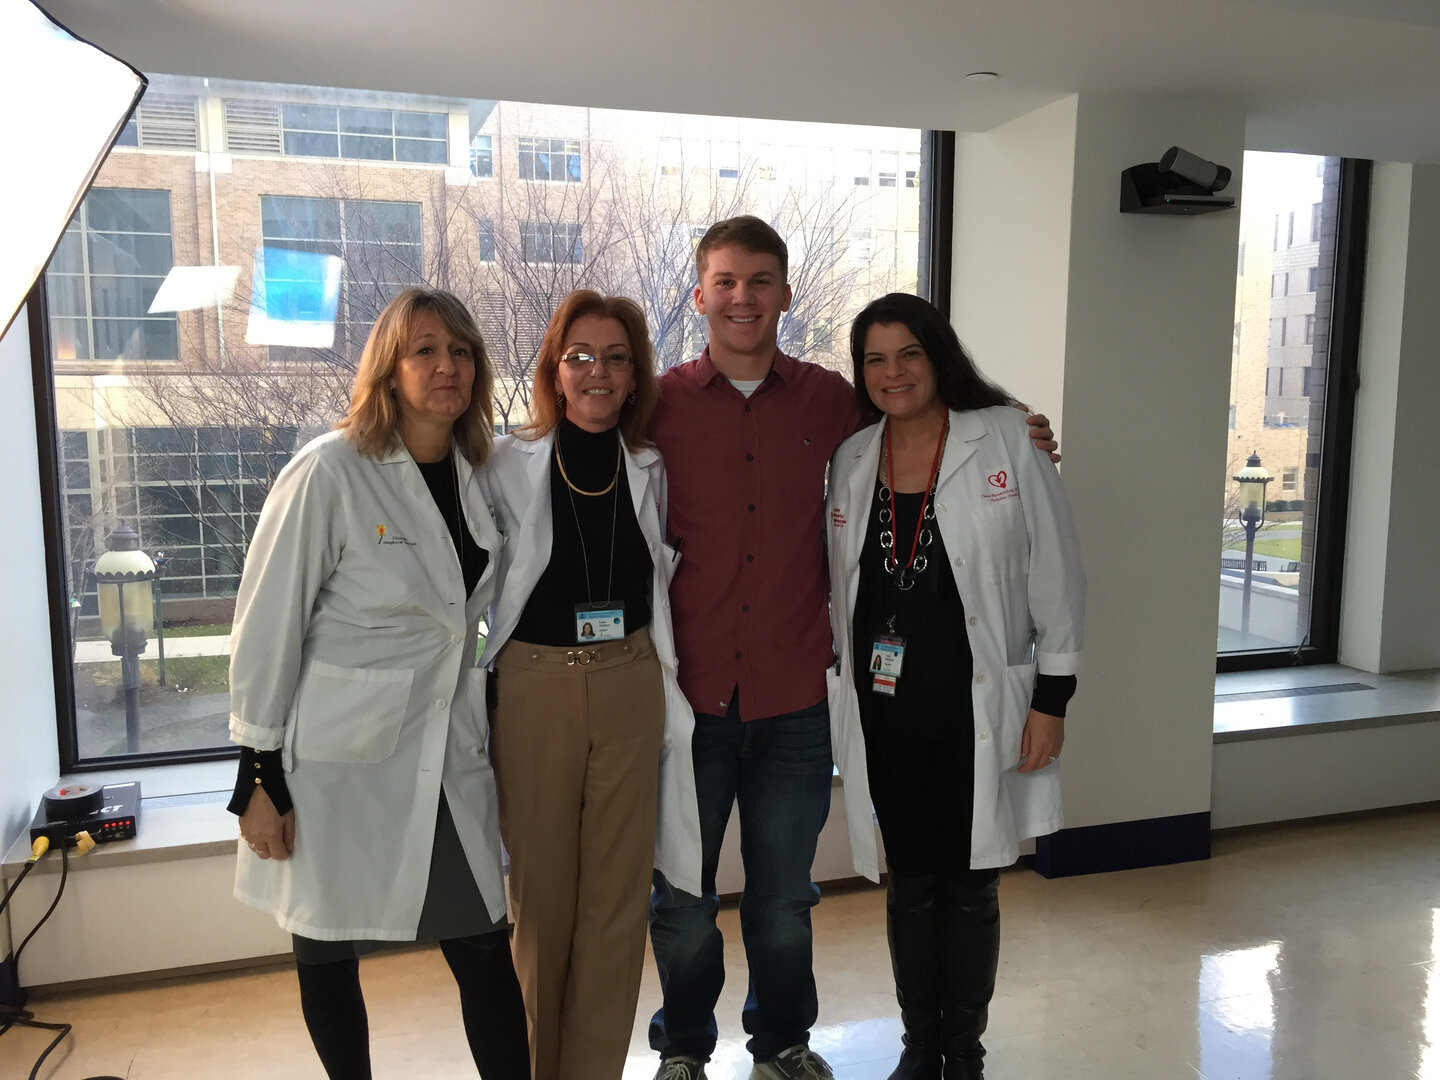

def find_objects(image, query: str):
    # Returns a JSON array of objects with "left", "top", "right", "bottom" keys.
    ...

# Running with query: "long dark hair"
[{"left": 849, "top": 293, "right": 1016, "bottom": 424}]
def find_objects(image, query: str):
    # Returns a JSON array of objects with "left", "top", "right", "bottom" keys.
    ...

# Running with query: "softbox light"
[{"left": 0, "top": 0, "right": 145, "bottom": 339}]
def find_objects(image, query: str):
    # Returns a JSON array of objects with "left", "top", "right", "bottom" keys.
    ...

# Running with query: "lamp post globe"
[{"left": 92, "top": 524, "right": 157, "bottom": 752}]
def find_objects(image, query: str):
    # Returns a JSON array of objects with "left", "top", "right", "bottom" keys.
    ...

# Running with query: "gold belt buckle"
[{"left": 566, "top": 649, "right": 598, "bottom": 666}]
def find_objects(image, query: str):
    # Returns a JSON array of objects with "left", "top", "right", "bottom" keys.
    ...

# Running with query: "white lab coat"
[
  {"left": 229, "top": 431, "right": 508, "bottom": 939},
  {"left": 825, "top": 407, "right": 1085, "bottom": 880},
  {"left": 478, "top": 430, "right": 703, "bottom": 896}
]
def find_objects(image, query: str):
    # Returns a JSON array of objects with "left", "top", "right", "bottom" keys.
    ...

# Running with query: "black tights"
[{"left": 295, "top": 930, "right": 530, "bottom": 1080}]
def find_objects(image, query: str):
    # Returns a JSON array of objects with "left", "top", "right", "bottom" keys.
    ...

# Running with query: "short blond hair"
[{"left": 336, "top": 287, "right": 495, "bottom": 465}]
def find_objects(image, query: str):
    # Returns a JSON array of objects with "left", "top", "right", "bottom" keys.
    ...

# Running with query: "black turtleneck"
[{"left": 510, "top": 419, "right": 654, "bottom": 647}]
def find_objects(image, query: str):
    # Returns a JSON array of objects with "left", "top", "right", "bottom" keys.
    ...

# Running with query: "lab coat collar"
[{"left": 844, "top": 409, "right": 987, "bottom": 498}]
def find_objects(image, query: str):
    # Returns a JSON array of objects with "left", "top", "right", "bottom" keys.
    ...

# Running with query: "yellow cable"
[
  {"left": 73, "top": 831, "right": 96, "bottom": 857},
  {"left": 29, "top": 836, "right": 49, "bottom": 861}
]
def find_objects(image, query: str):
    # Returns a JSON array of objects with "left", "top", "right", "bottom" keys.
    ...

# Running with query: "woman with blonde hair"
[
  {"left": 230, "top": 286, "right": 529, "bottom": 1079},
  {"left": 480, "top": 289, "right": 701, "bottom": 1078}
]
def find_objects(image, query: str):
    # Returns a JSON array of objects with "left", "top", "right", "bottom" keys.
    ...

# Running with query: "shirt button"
[
  {"left": 748, "top": 504, "right": 756, "bottom": 512},
  {"left": 974, "top": 674, "right": 985, "bottom": 685},
  {"left": 747, "top": 554, "right": 754, "bottom": 562},
  {"left": 954, "top": 557, "right": 965, "bottom": 567},
  {"left": 746, "top": 454, "right": 754, "bottom": 462},
  {"left": 978, "top": 731, "right": 989, "bottom": 741},
  {"left": 744, "top": 404, "right": 751, "bottom": 413},
  {"left": 968, "top": 616, "right": 978, "bottom": 627},
  {"left": 435, "top": 698, "right": 447, "bottom": 708},
  {"left": 742, "top": 604, "right": 750, "bottom": 613},
  {"left": 450, "top": 634, "right": 461, "bottom": 644},
  {"left": 937, "top": 502, "right": 948, "bottom": 512},
  {"left": 735, "top": 651, "right": 743, "bottom": 660}
]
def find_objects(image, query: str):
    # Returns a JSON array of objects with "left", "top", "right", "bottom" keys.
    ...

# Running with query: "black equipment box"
[{"left": 29, "top": 781, "right": 140, "bottom": 846}]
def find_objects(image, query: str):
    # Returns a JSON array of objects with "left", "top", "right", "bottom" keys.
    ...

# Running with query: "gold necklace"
[{"left": 555, "top": 439, "right": 622, "bottom": 496}]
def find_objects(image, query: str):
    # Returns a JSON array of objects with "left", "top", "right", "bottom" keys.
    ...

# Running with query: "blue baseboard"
[{"left": 1028, "top": 811, "right": 1211, "bottom": 878}]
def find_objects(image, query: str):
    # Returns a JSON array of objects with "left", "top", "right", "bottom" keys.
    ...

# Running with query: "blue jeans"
[{"left": 648, "top": 693, "right": 834, "bottom": 1062}]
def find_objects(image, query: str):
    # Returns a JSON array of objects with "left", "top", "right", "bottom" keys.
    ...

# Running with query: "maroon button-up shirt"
[{"left": 653, "top": 348, "right": 863, "bottom": 720}]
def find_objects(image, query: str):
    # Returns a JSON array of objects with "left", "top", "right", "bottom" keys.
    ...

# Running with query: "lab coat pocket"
[
  {"left": 999, "top": 661, "right": 1039, "bottom": 764},
  {"left": 464, "top": 667, "right": 490, "bottom": 745},
  {"left": 658, "top": 542, "right": 681, "bottom": 590},
  {"left": 291, "top": 660, "right": 414, "bottom": 763}
]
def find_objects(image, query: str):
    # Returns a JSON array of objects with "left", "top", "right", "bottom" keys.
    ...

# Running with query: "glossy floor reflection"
[{"left": 8, "top": 805, "right": 1439, "bottom": 1079}]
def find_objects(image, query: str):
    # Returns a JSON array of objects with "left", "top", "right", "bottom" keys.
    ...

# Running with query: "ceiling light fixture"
[{"left": 964, "top": 71, "right": 1000, "bottom": 82}]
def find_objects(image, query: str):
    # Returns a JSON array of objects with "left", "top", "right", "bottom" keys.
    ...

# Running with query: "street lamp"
[
  {"left": 1233, "top": 452, "right": 1272, "bottom": 644},
  {"left": 93, "top": 524, "right": 156, "bottom": 753}
]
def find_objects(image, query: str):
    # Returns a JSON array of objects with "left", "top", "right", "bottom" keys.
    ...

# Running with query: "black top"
[
  {"left": 510, "top": 420, "right": 653, "bottom": 647},
  {"left": 851, "top": 478, "right": 1074, "bottom": 737},
  {"left": 229, "top": 449, "right": 489, "bottom": 817},
  {"left": 415, "top": 454, "right": 489, "bottom": 597}
]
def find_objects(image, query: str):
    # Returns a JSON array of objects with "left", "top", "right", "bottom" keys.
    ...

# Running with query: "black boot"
[
  {"left": 938, "top": 874, "right": 1000, "bottom": 1080},
  {"left": 885, "top": 868, "right": 944, "bottom": 1080}
]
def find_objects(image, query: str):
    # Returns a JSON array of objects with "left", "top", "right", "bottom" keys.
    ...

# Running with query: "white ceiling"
[{"left": 37, "top": 0, "right": 1440, "bottom": 163}]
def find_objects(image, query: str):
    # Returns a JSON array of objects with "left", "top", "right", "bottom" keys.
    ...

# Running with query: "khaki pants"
[{"left": 491, "top": 627, "right": 665, "bottom": 1080}]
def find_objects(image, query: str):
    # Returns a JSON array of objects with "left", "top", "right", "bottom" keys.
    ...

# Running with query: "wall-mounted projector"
[{"left": 1120, "top": 146, "right": 1236, "bottom": 215}]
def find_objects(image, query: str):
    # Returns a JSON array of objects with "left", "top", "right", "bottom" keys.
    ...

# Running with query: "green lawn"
[
  {"left": 1225, "top": 537, "right": 1301, "bottom": 561},
  {"left": 76, "top": 654, "right": 231, "bottom": 706}
]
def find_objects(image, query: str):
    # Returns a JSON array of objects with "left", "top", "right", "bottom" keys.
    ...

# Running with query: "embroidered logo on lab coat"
[
  {"left": 983, "top": 471, "right": 1018, "bottom": 503},
  {"left": 376, "top": 523, "right": 417, "bottom": 546},
  {"left": 830, "top": 508, "right": 847, "bottom": 528}
]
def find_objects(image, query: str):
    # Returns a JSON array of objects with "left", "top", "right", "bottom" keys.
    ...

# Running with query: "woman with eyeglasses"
[{"left": 478, "top": 290, "right": 701, "bottom": 1079}]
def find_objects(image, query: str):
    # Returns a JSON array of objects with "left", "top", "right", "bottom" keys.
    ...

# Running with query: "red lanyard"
[{"left": 883, "top": 416, "right": 948, "bottom": 573}]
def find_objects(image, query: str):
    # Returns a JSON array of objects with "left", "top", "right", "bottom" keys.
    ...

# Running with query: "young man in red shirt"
[{"left": 646, "top": 216, "right": 1056, "bottom": 1080}]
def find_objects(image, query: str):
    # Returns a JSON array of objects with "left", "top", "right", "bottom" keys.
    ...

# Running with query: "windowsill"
[
  {"left": 1, "top": 786, "right": 235, "bottom": 878},
  {"left": 1214, "top": 663, "right": 1440, "bottom": 743}
]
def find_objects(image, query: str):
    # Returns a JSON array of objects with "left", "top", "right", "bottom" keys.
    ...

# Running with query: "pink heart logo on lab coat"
[{"left": 987, "top": 471, "right": 1008, "bottom": 489}]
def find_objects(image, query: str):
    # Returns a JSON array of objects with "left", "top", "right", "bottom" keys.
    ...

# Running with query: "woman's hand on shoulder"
[
  {"left": 1017, "top": 708, "right": 1065, "bottom": 773},
  {"left": 1014, "top": 403, "right": 1060, "bottom": 463},
  {"left": 239, "top": 787, "right": 296, "bottom": 861}
]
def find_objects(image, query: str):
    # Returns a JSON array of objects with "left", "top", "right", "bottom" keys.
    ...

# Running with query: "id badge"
[
  {"left": 575, "top": 602, "right": 625, "bottom": 643},
  {"left": 870, "top": 634, "right": 906, "bottom": 696}
]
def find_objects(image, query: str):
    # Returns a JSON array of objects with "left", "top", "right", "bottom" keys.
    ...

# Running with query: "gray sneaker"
[
  {"left": 654, "top": 1057, "right": 707, "bottom": 1080},
  {"left": 753, "top": 1044, "right": 835, "bottom": 1080}
]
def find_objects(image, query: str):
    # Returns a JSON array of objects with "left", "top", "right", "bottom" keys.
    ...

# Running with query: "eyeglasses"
[{"left": 561, "top": 352, "right": 634, "bottom": 370}]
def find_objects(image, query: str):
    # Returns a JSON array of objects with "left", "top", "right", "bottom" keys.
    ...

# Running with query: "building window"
[
  {"left": 1311, "top": 201, "right": 1323, "bottom": 242},
  {"left": 1269, "top": 318, "right": 1283, "bottom": 347},
  {"left": 470, "top": 134, "right": 494, "bottom": 178},
  {"left": 520, "top": 220, "right": 583, "bottom": 264},
  {"left": 46, "top": 188, "right": 178, "bottom": 361},
  {"left": 1287, "top": 210, "right": 1296, "bottom": 247},
  {"left": 1308, "top": 266, "right": 1320, "bottom": 292},
  {"left": 1281, "top": 467, "right": 1299, "bottom": 492},
  {"left": 852, "top": 150, "right": 872, "bottom": 185},
  {"left": 518, "top": 136, "right": 582, "bottom": 182},
  {"left": 716, "top": 140, "right": 740, "bottom": 180},
  {"left": 226, "top": 101, "right": 448, "bottom": 163},
  {"left": 478, "top": 219, "right": 496, "bottom": 263},
  {"left": 115, "top": 93, "right": 200, "bottom": 150},
  {"left": 658, "top": 137, "right": 681, "bottom": 177},
  {"left": 1271, "top": 272, "right": 1286, "bottom": 298},
  {"left": 878, "top": 151, "right": 898, "bottom": 187},
  {"left": 260, "top": 195, "right": 424, "bottom": 359},
  {"left": 1304, "top": 314, "right": 1315, "bottom": 344}
]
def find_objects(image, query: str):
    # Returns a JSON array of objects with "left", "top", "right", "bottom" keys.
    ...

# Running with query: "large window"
[
  {"left": 1217, "top": 153, "right": 1367, "bottom": 665},
  {"left": 35, "top": 73, "right": 931, "bottom": 767},
  {"left": 46, "top": 188, "right": 178, "bottom": 361},
  {"left": 517, "top": 136, "right": 581, "bottom": 182},
  {"left": 225, "top": 101, "right": 449, "bottom": 163},
  {"left": 260, "top": 195, "right": 423, "bottom": 360}
]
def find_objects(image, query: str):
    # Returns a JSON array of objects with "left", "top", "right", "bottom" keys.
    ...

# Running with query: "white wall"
[
  {"left": 956, "top": 94, "right": 1246, "bottom": 833},
  {"left": 0, "top": 307, "right": 62, "bottom": 957},
  {"left": 1340, "top": 163, "right": 1440, "bottom": 672},
  {"left": 953, "top": 95, "right": 1078, "bottom": 434}
]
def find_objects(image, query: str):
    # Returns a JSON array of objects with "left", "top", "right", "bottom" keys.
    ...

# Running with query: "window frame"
[{"left": 1217, "top": 158, "right": 1371, "bottom": 673}]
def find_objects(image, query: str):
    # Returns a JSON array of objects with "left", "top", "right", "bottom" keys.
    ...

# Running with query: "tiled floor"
[{"left": 6, "top": 805, "right": 1439, "bottom": 1079}]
